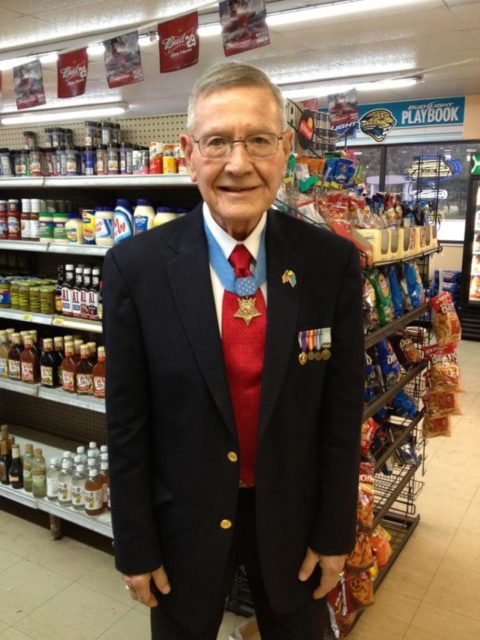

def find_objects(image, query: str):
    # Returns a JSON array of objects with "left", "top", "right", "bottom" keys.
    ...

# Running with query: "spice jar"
[
  {"left": 14, "top": 150, "right": 29, "bottom": 177},
  {"left": 65, "top": 147, "right": 78, "bottom": 176},
  {"left": 0, "top": 149, "right": 12, "bottom": 176},
  {"left": 84, "top": 147, "right": 96, "bottom": 175},
  {"left": 96, "top": 145, "right": 108, "bottom": 175},
  {"left": 23, "top": 131, "right": 36, "bottom": 150},
  {"left": 29, "top": 149, "right": 43, "bottom": 176},
  {"left": 120, "top": 143, "right": 133, "bottom": 175},
  {"left": 101, "top": 122, "right": 112, "bottom": 145},
  {"left": 107, "top": 144, "right": 119, "bottom": 174}
]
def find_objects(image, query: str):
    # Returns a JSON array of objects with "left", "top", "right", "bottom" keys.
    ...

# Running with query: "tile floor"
[{"left": 0, "top": 340, "right": 477, "bottom": 640}]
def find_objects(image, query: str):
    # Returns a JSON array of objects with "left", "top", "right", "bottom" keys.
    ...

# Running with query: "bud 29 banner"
[
  {"left": 159, "top": 12, "right": 199, "bottom": 73},
  {"left": 57, "top": 48, "right": 88, "bottom": 98}
]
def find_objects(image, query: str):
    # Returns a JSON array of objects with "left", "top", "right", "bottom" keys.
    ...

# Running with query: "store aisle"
[{"left": 0, "top": 341, "right": 476, "bottom": 640}]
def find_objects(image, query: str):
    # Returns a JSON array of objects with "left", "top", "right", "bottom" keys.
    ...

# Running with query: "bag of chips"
[
  {"left": 375, "top": 339, "right": 402, "bottom": 389},
  {"left": 387, "top": 266, "right": 404, "bottom": 318},
  {"left": 389, "top": 331, "right": 422, "bottom": 369},
  {"left": 364, "top": 352, "right": 382, "bottom": 403},
  {"left": 430, "top": 291, "right": 462, "bottom": 345},
  {"left": 423, "top": 390, "right": 461, "bottom": 416},
  {"left": 346, "top": 569, "right": 375, "bottom": 609},
  {"left": 361, "top": 417, "right": 380, "bottom": 457},
  {"left": 423, "top": 343, "right": 463, "bottom": 392},
  {"left": 370, "top": 525, "right": 392, "bottom": 569},
  {"left": 422, "top": 414, "right": 452, "bottom": 438},
  {"left": 366, "top": 270, "right": 394, "bottom": 326},
  {"left": 401, "top": 261, "right": 425, "bottom": 310},
  {"left": 391, "top": 389, "right": 417, "bottom": 419},
  {"left": 358, "top": 462, "right": 375, "bottom": 531},
  {"left": 363, "top": 276, "right": 379, "bottom": 333},
  {"left": 346, "top": 534, "right": 375, "bottom": 572}
]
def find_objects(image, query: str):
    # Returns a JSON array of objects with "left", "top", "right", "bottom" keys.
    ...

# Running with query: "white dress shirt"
[{"left": 203, "top": 203, "right": 268, "bottom": 335}]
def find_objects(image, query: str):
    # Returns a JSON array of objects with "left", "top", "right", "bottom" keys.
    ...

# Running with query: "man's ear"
[{"left": 180, "top": 133, "right": 197, "bottom": 182}]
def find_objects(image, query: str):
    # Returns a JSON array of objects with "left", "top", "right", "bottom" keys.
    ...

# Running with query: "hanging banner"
[
  {"left": 219, "top": 0, "right": 270, "bottom": 57},
  {"left": 57, "top": 48, "right": 88, "bottom": 98},
  {"left": 327, "top": 89, "right": 359, "bottom": 137},
  {"left": 159, "top": 12, "right": 199, "bottom": 73},
  {"left": 13, "top": 60, "right": 46, "bottom": 110},
  {"left": 104, "top": 31, "right": 144, "bottom": 88},
  {"left": 0, "top": 71, "right": 2, "bottom": 107}
]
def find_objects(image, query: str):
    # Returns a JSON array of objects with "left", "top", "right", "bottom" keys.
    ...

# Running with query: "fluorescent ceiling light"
[
  {"left": 272, "top": 63, "right": 415, "bottom": 86},
  {"left": 0, "top": 55, "right": 35, "bottom": 71},
  {"left": 282, "top": 77, "right": 421, "bottom": 100},
  {"left": 198, "top": 0, "right": 432, "bottom": 36},
  {"left": 0, "top": 102, "right": 128, "bottom": 126}
]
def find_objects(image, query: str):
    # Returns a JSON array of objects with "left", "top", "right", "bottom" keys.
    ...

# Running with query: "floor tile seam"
[
  {"left": 13, "top": 552, "right": 79, "bottom": 585},
  {"left": 71, "top": 572, "right": 136, "bottom": 610},
  {"left": 91, "top": 604, "right": 142, "bottom": 640},
  {"left": 399, "top": 596, "right": 424, "bottom": 640},
  {"left": 9, "top": 621, "right": 37, "bottom": 640}
]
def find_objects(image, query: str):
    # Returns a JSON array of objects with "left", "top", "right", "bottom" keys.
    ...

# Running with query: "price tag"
[
  {"left": 52, "top": 317, "right": 64, "bottom": 326},
  {"left": 22, "top": 314, "right": 32, "bottom": 321}
]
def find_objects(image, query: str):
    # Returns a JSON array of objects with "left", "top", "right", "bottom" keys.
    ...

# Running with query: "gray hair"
[{"left": 186, "top": 62, "right": 286, "bottom": 132}]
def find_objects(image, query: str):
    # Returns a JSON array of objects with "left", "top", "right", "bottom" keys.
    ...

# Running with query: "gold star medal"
[{"left": 234, "top": 297, "right": 262, "bottom": 326}]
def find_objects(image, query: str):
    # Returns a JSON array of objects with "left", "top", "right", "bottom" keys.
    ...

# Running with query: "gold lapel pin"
[{"left": 281, "top": 269, "right": 297, "bottom": 287}]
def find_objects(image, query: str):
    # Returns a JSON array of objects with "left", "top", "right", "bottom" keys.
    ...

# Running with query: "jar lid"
[
  {"left": 156, "top": 206, "right": 173, "bottom": 213},
  {"left": 67, "top": 212, "right": 81, "bottom": 219},
  {"left": 136, "top": 199, "right": 152, "bottom": 206},
  {"left": 116, "top": 199, "right": 131, "bottom": 209}
]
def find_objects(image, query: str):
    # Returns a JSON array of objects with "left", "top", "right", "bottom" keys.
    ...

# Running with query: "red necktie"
[{"left": 222, "top": 244, "right": 266, "bottom": 487}]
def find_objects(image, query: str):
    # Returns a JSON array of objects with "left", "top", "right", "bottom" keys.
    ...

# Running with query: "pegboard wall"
[
  {"left": 0, "top": 113, "right": 188, "bottom": 149},
  {"left": 1, "top": 390, "right": 106, "bottom": 447}
]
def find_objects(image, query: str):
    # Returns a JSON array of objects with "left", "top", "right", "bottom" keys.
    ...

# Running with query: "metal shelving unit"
[
  {"left": 0, "top": 308, "right": 102, "bottom": 333},
  {"left": 0, "top": 175, "right": 194, "bottom": 188},
  {"left": 0, "top": 378, "right": 105, "bottom": 413}
]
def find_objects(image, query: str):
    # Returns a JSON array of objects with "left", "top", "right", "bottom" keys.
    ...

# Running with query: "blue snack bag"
[
  {"left": 391, "top": 389, "right": 417, "bottom": 419},
  {"left": 387, "top": 266, "right": 404, "bottom": 318},
  {"left": 375, "top": 339, "right": 402, "bottom": 389}
]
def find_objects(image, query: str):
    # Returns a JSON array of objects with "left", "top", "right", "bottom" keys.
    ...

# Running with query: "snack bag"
[
  {"left": 389, "top": 331, "right": 422, "bottom": 368},
  {"left": 387, "top": 266, "right": 405, "bottom": 318},
  {"left": 423, "top": 390, "right": 461, "bottom": 416},
  {"left": 423, "top": 343, "right": 463, "bottom": 392},
  {"left": 327, "top": 577, "right": 358, "bottom": 639},
  {"left": 430, "top": 291, "right": 462, "bottom": 345},
  {"left": 346, "top": 534, "right": 375, "bottom": 572},
  {"left": 345, "top": 569, "right": 375, "bottom": 609},
  {"left": 366, "top": 270, "right": 394, "bottom": 326},
  {"left": 361, "top": 417, "right": 380, "bottom": 457},
  {"left": 363, "top": 276, "right": 379, "bottom": 333},
  {"left": 375, "top": 339, "right": 402, "bottom": 389},
  {"left": 422, "top": 414, "right": 452, "bottom": 438},
  {"left": 364, "top": 352, "right": 382, "bottom": 403},
  {"left": 401, "top": 261, "right": 425, "bottom": 310},
  {"left": 358, "top": 462, "right": 375, "bottom": 531},
  {"left": 391, "top": 389, "right": 417, "bottom": 419},
  {"left": 370, "top": 525, "right": 392, "bottom": 569}
]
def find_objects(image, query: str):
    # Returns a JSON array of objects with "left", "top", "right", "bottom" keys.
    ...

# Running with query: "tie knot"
[{"left": 229, "top": 244, "right": 253, "bottom": 278}]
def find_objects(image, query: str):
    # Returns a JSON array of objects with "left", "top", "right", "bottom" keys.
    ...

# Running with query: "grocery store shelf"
[
  {"left": 0, "top": 378, "right": 105, "bottom": 413},
  {"left": 0, "top": 308, "right": 102, "bottom": 333},
  {"left": 0, "top": 240, "right": 108, "bottom": 256},
  {"left": 0, "top": 175, "right": 194, "bottom": 188},
  {"left": 371, "top": 247, "right": 439, "bottom": 268},
  {"left": 374, "top": 410, "right": 425, "bottom": 473},
  {"left": 38, "top": 386, "right": 105, "bottom": 413},
  {"left": 365, "top": 303, "right": 430, "bottom": 349}
]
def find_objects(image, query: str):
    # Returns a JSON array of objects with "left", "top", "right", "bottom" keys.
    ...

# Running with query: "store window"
[{"left": 351, "top": 141, "right": 480, "bottom": 243}]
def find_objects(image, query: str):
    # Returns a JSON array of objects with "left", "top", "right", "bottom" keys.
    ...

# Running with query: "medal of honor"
[{"left": 234, "top": 297, "right": 262, "bottom": 326}]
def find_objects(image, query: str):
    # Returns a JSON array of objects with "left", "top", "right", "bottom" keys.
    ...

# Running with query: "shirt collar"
[{"left": 202, "top": 202, "right": 267, "bottom": 261}]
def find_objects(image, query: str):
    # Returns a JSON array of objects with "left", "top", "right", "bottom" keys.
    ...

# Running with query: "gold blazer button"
[
  {"left": 220, "top": 519, "right": 232, "bottom": 529},
  {"left": 227, "top": 452, "right": 238, "bottom": 463}
]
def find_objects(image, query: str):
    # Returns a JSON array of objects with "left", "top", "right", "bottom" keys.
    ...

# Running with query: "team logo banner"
[
  {"left": 219, "top": 0, "right": 270, "bottom": 57},
  {"left": 57, "top": 48, "right": 88, "bottom": 98},
  {"left": 13, "top": 60, "right": 46, "bottom": 110},
  {"left": 159, "top": 12, "right": 199, "bottom": 73},
  {"left": 104, "top": 31, "right": 144, "bottom": 88}
]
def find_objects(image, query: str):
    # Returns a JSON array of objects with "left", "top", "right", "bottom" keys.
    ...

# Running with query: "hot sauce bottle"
[
  {"left": 61, "top": 341, "right": 76, "bottom": 393},
  {"left": 7, "top": 333, "right": 22, "bottom": 381},
  {"left": 40, "top": 338, "right": 58, "bottom": 387},
  {"left": 21, "top": 334, "right": 40, "bottom": 384},
  {"left": 92, "top": 346, "right": 106, "bottom": 399},
  {"left": 76, "top": 344, "right": 93, "bottom": 395}
]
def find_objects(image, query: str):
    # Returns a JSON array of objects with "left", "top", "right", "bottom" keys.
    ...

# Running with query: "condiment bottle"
[
  {"left": 40, "top": 338, "right": 58, "bottom": 387},
  {"left": 20, "top": 334, "right": 40, "bottom": 383},
  {"left": 8, "top": 444, "right": 23, "bottom": 488},
  {"left": 99, "top": 456, "right": 110, "bottom": 509},
  {"left": 84, "top": 467, "right": 103, "bottom": 515},
  {"left": 61, "top": 341, "right": 76, "bottom": 392},
  {"left": 61, "top": 264, "right": 75, "bottom": 316},
  {"left": 53, "top": 336, "right": 64, "bottom": 385},
  {"left": 0, "top": 331, "right": 9, "bottom": 378},
  {"left": 133, "top": 199, "right": 155, "bottom": 235},
  {"left": 93, "top": 346, "right": 106, "bottom": 399},
  {"left": 23, "top": 443, "right": 34, "bottom": 492},
  {"left": 0, "top": 440, "right": 10, "bottom": 484},
  {"left": 46, "top": 457, "right": 60, "bottom": 501},
  {"left": 71, "top": 266, "right": 83, "bottom": 318},
  {"left": 73, "top": 339, "right": 83, "bottom": 363},
  {"left": 80, "top": 267, "right": 91, "bottom": 319},
  {"left": 113, "top": 199, "right": 133, "bottom": 245},
  {"left": 76, "top": 344, "right": 93, "bottom": 395},
  {"left": 31, "top": 448, "right": 46, "bottom": 498},
  {"left": 7, "top": 333, "right": 22, "bottom": 381},
  {"left": 89, "top": 268, "right": 100, "bottom": 320},
  {"left": 71, "top": 461, "right": 86, "bottom": 510}
]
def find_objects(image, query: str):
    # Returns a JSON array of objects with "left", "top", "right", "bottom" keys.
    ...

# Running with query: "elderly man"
[{"left": 104, "top": 62, "right": 364, "bottom": 640}]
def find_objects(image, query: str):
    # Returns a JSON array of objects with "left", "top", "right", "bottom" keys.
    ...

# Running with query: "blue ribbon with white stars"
[{"left": 203, "top": 220, "right": 266, "bottom": 296}]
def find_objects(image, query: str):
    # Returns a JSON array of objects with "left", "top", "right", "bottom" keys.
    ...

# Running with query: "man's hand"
[
  {"left": 298, "top": 548, "right": 346, "bottom": 600},
  {"left": 124, "top": 565, "right": 171, "bottom": 607}
]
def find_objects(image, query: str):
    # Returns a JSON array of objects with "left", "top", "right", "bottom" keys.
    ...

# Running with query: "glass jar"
[
  {"left": 107, "top": 144, "right": 119, "bottom": 174},
  {"left": 29, "top": 286, "right": 41, "bottom": 313},
  {"left": 14, "top": 150, "right": 29, "bottom": 177},
  {"left": 65, "top": 148, "right": 78, "bottom": 176},
  {"left": 40, "top": 286, "right": 56, "bottom": 315},
  {"left": 95, "top": 145, "right": 108, "bottom": 175},
  {"left": 111, "top": 123, "right": 121, "bottom": 145},
  {"left": 101, "top": 122, "right": 112, "bottom": 145},
  {"left": 29, "top": 149, "right": 43, "bottom": 176},
  {"left": 23, "top": 131, "right": 36, "bottom": 150}
]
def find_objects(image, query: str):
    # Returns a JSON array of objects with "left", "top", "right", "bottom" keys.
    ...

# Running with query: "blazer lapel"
[
  {"left": 166, "top": 208, "right": 236, "bottom": 438},
  {"left": 260, "top": 211, "right": 303, "bottom": 437}
]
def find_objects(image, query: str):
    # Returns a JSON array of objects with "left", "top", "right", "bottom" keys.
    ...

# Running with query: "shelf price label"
[
  {"left": 52, "top": 317, "right": 64, "bottom": 326},
  {"left": 22, "top": 314, "right": 33, "bottom": 321}
]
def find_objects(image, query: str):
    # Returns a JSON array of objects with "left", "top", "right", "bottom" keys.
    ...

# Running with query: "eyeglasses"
[{"left": 193, "top": 132, "right": 285, "bottom": 158}]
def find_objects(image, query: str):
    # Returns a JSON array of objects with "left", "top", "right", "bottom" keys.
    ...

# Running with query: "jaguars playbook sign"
[{"left": 332, "top": 97, "right": 465, "bottom": 143}]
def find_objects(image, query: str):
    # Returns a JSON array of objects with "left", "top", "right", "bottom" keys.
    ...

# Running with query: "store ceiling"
[{"left": 0, "top": 0, "right": 479, "bottom": 118}]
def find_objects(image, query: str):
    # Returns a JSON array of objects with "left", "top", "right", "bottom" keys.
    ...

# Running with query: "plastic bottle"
[
  {"left": 31, "top": 448, "right": 47, "bottom": 498},
  {"left": 153, "top": 206, "right": 177, "bottom": 227},
  {"left": 61, "top": 264, "right": 75, "bottom": 316},
  {"left": 71, "top": 463, "right": 86, "bottom": 510},
  {"left": 99, "top": 457, "right": 110, "bottom": 508},
  {"left": 133, "top": 199, "right": 155, "bottom": 235},
  {"left": 81, "top": 209, "right": 96, "bottom": 245},
  {"left": 71, "top": 266, "right": 83, "bottom": 318},
  {"left": 76, "top": 446, "right": 87, "bottom": 466},
  {"left": 46, "top": 457, "right": 60, "bottom": 501},
  {"left": 57, "top": 459, "right": 73, "bottom": 505},
  {"left": 113, "top": 199, "right": 133, "bottom": 245},
  {"left": 22, "top": 443, "right": 34, "bottom": 492},
  {"left": 65, "top": 213, "right": 84, "bottom": 245},
  {"left": 94, "top": 207, "right": 114, "bottom": 247},
  {"left": 0, "top": 331, "right": 9, "bottom": 378},
  {"left": 93, "top": 346, "right": 106, "bottom": 398},
  {"left": 84, "top": 467, "right": 104, "bottom": 515}
]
